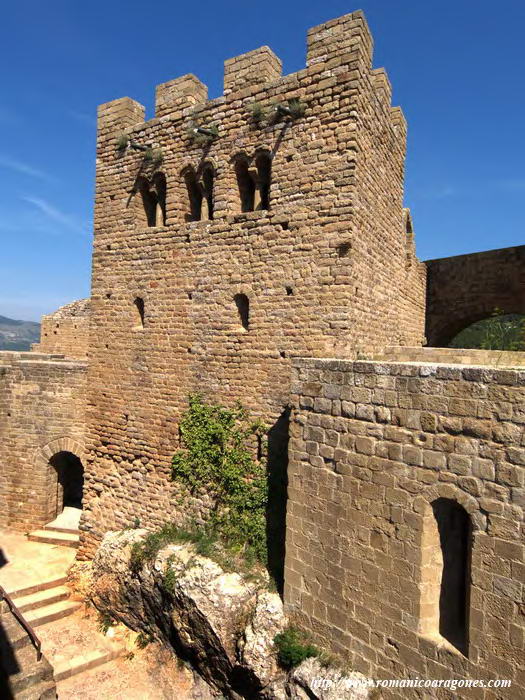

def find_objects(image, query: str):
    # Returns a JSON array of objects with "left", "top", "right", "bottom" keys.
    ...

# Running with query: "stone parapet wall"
[
  {"left": 0, "top": 352, "right": 87, "bottom": 531},
  {"left": 378, "top": 345, "right": 525, "bottom": 368},
  {"left": 285, "top": 357, "right": 524, "bottom": 697},
  {"left": 32, "top": 299, "right": 90, "bottom": 360}
]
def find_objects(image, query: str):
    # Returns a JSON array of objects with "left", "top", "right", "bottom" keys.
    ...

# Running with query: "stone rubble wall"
[
  {"left": 80, "top": 10, "right": 426, "bottom": 557},
  {"left": 285, "top": 357, "right": 524, "bottom": 698},
  {"left": 0, "top": 353, "right": 87, "bottom": 531}
]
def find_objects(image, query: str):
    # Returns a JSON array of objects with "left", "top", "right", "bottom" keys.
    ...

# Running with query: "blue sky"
[{"left": 1, "top": 0, "right": 523, "bottom": 321}]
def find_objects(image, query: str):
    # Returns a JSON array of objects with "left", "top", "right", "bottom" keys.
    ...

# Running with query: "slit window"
[
  {"left": 419, "top": 498, "right": 471, "bottom": 655},
  {"left": 133, "top": 297, "right": 145, "bottom": 329},
  {"left": 234, "top": 293, "right": 250, "bottom": 331}
]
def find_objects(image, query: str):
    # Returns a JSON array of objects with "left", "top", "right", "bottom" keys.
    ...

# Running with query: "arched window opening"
[
  {"left": 235, "top": 156, "right": 255, "bottom": 213},
  {"left": 184, "top": 167, "right": 203, "bottom": 221},
  {"left": 152, "top": 172, "right": 167, "bottom": 226},
  {"left": 255, "top": 151, "right": 272, "bottom": 211},
  {"left": 202, "top": 164, "right": 215, "bottom": 220},
  {"left": 48, "top": 451, "right": 84, "bottom": 518},
  {"left": 133, "top": 297, "right": 145, "bottom": 329},
  {"left": 420, "top": 498, "right": 471, "bottom": 655},
  {"left": 234, "top": 293, "right": 250, "bottom": 331},
  {"left": 136, "top": 174, "right": 166, "bottom": 227},
  {"left": 183, "top": 164, "right": 214, "bottom": 222}
]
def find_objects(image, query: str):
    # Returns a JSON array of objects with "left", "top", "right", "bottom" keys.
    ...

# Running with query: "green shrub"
[
  {"left": 274, "top": 626, "right": 319, "bottom": 669},
  {"left": 98, "top": 611, "right": 116, "bottom": 634},
  {"left": 287, "top": 97, "right": 306, "bottom": 118},
  {"left": 115, "top": 133, "right": 128, "bottom": 151},
  {"left": 171, "top": 394, "right": 268, "bottom": 565},
  {"left": 143, "top": 148, "right": 164, "bottom": 165},
  {"left": 135, "top": 631, "right": 154, "bottom": 649},
  {"left": 247, "top": 102, "right": 266, "bottom": 124},
  {"left": 130, "top": 523, "right": 185, "bottom": 572},
  {"left": 449, "top": 309, "right": 525, "bottom": 351},
  {"left": 188, "top": 124, "right": 219, "bottom": 146}
]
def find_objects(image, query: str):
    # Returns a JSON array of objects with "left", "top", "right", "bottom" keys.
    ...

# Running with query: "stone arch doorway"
[
  {"left": 35, "top": 437, "right": 86, "bottom": 524},
  {"left": 49, "top": 451, "right": 84, "bottom": 515}
]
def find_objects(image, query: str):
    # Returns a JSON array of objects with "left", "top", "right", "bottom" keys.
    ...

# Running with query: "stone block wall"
[
  {"left": 79, "top": 10, "right": 426, "bottom": 557},
  {"left": 0, "top": 353, "right": 87, "bottom": 531},
  {"left": 32, "top": 299, "right": 90, "bottom": 360},
  {"left": 285, "top": 357, "right": 524, "bottom": 698}
]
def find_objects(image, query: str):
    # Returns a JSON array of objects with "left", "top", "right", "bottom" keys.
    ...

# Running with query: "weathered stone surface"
[
  {"left": 0, "top": 352, "right": 87, "bottom": 531},
  {"left": 84, "top": 530, "right": 286, "bottom": 697},
  {"left": 291, "top": 658, "right": 370, "bottom": 699},
  {"left": 81, "top": 530, "right": 372, "bottom": 699},
  {"left": 286, "top": 357, "right": 524, "bottom": 698}
]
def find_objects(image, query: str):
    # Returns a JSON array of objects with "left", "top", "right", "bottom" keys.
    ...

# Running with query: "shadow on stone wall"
[
  {"left": 266, "top": 406, "right": 290, "bottom": 595},
  {"left": 0, "top": 619, "right": 19, "bottom": 699}
]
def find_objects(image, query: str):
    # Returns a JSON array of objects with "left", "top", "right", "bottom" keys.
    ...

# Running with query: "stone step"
[
  {"left": 43, "top": 524, "right": 81, "bottom": 535},
  {"left": 27, "top": 529, "right": 80, "bottom": 548},
  {"left": 25, "top": 599, "right": 82, "bottom": 629},
  {"left": 13, "top": 585, "right": 70, "bottom": 613},
  {"left": 6, "top": 575, "right": 68, "bottom": 599},
  {"left": 54, "top": 648, "right": 123, "bottom": 683}
]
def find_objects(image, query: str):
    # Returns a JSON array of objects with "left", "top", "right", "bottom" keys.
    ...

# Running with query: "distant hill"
[{"left": 0, "top": 315, "right": 40, "bottom": 351}]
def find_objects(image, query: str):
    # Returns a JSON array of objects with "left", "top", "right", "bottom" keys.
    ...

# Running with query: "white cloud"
[
  {"left": 0, "top": 154, "right": 56, "bottom": 183},
  {"left": 22, "top": 195, "right": 88, "bottom": 235}
]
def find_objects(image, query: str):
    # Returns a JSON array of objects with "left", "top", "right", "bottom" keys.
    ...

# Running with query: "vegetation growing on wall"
[
  {"left": 274, "top": 626, "right": 320, "bottom": 669},
  {"left": 449, "top": 311, "right": 525, "bottom": 351},
  {"left": 171, "top": 394, "right": 268, "bottom": 565}
]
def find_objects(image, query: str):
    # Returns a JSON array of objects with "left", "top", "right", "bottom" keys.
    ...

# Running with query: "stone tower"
[{"left": 80, "top": 11, "right": 426, "bottom": 556}]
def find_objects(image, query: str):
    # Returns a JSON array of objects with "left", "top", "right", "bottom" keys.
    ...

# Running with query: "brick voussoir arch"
[
  {"left": 421, "top": 482, "right": 487, "bottom": 532},
  {"left": 34, "top": 436, "right": 86, "bottom": 470}
]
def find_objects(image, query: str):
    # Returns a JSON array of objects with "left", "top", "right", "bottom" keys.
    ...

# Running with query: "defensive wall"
[
  {"left": 285, "top": 355, "right": 524, "bottom": 697},
  {"left": 32, "top": 298, "right": 90, "bottom": 360},
  {"left": 0, "top": 352, "right": 87, "bottom": 531}
]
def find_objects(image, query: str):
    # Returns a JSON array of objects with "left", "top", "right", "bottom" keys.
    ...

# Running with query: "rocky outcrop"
[{"left": 69, "top": 530, "right": 371, "bottom": 699}]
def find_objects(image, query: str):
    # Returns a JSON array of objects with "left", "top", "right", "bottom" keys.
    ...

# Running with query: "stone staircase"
[
  {"left": 27, "top": 507, "right": 82, "bottom": 549},
  {"left": 6, "top": 577, "right": 125, "bottom": 684},
  {"left": 27, "top": 528, "right": 80, "bottom": 549}
]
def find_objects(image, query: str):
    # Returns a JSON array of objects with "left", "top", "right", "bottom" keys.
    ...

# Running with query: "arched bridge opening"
[{"left": 425, "top": 245, "right": 525, "bottom": 347}]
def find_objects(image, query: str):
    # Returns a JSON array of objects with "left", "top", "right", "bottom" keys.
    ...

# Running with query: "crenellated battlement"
[
  {"left": 223, "top": 46, "right": 282, "bottom": 98},
  {"left": 96, "top": 10, "right": 405, "bottom": 140}
]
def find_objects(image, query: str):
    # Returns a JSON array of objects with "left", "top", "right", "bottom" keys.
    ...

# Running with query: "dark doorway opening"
[{"left": 50, "top": 451, "right": 84, "bottom": 512}]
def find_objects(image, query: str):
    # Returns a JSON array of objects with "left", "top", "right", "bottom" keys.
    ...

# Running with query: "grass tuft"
[{"left": 274, "top": 626, "right": 319, "bottom": 669}]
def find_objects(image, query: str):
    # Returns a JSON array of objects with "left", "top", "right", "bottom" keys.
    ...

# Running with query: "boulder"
[{"left": 77, "top": 529, "right": 371, "bottom": 699}]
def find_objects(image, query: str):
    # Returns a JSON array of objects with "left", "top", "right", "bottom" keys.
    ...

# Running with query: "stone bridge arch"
[{"left": 425, "top": 245, "right": 525, "bottom": 347}]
